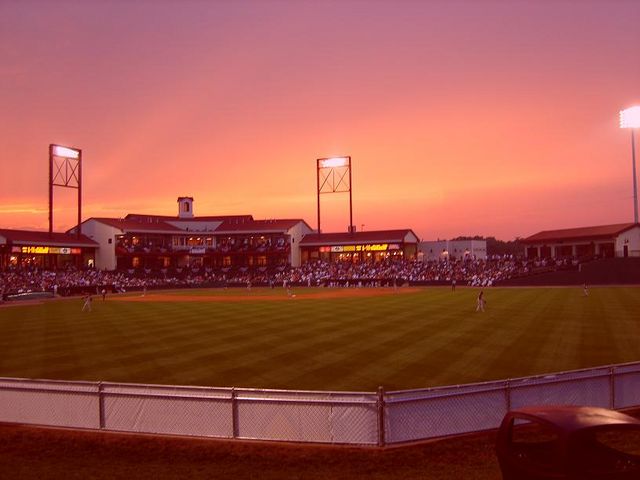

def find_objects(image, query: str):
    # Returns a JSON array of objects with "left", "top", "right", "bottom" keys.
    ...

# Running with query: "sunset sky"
[{"left": 1, "top": 0, "right": 639, "bottom": 241}]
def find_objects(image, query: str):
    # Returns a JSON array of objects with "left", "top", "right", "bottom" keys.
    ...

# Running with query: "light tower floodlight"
[
  {"left": 316, "top": 156, "right": 353, "bottom": 234},
  {"left": 318, "top": 156, "right": 349, "bottom": 168},
  {"left": 620, "top": 106, "right": 640, "bottom": 223},
  {"left": 49, "top": 144, "right": 83, "bottom": 238},
  {"left": 52, "top": 145, "right": 81, "bottom": 159},
  {"left": 620, "top": 106, "right": 640, "bottom": 129}
]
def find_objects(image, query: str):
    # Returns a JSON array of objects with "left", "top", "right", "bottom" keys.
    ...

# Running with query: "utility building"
[{"left": 522, "top": 223, "right": 640, "bottom": 259}]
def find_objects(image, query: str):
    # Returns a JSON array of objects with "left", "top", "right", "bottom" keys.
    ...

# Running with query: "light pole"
[
  {"left": 620, "top": 106, "right": 640, "bottom": 223},
  {"left": 49, "top": 144, "right": 82, "bottom": 238},
  {"left": 316, "top": 156, "right": 353, "bottom": 234}
]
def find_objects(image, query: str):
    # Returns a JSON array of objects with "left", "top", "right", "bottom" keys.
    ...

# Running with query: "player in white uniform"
[{"left": 476, "top": 290, "right": 485, "bottom": 312}]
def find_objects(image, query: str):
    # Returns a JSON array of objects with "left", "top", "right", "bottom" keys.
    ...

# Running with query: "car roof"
[{"left": 507, "top": 406, "right": 640, "bottom": 432}]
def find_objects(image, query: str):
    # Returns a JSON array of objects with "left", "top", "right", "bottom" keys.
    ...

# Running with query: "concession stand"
[
  {"left": 299, "top": 229, "right": 419, "bottom": 264},
  {"left": 0, "top": 229, "right": 98, "bottom": 270}
]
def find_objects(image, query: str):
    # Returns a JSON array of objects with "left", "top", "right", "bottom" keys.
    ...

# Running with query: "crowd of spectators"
[
  {"left": 287, "top": 258, "right": 531, "bottom": 287},
  {"left": 0, "top": 257, "right": 570, "bottom": 299},
  {"left": 116, "top": 236, "right": 290, "bottom": 256}
]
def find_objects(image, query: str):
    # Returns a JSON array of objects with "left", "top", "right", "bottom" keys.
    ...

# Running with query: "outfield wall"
[{"left": 2, "top": 361, "right": 640, "bottom": 446}]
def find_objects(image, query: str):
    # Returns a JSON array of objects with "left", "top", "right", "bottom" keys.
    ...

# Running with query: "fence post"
[
  {"left": 610, "top": 367, "right": 616, "bottom": 409},
  {"left": 98, "top": 382, "right": 105, "bottom": 429},
  {"left": 377, "top": 386, "right": 385, "bottom": 447},
  {"left": 231, "top": 387, "right": 238, "bottom": 438},
  {"left": 505, "top": 379, "right": 511, "bottom": 412}
]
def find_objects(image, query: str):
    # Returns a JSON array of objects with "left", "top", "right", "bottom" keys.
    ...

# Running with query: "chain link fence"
[
  {"left": 233, "top": 388, "right": 379, "bottom": 444},
  {"left": 385, "top": 381, "right": 508, "bottom": 443},
  {"left": 1, "top": 361, "right": 640, "bottom": 445},
  {"left": 101, "top": 383, "right": 233, "bottom": 437},
  {"left": 0, "top": 377, "right": 99, "bottom": 429}
]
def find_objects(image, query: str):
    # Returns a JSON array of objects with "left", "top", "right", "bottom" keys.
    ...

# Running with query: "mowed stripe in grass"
[{"left": 1, "top": 287, "right": 640, "bottom": 391}]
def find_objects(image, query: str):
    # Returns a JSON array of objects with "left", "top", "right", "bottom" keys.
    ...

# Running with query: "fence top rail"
[
  {"left": 102, "top": 390, "right": 233, "bottom": 401},
  {"left": 0, "top": 376, "right": 98, "bottom": 387},
  {"left": 2, "top": 360, "right": 639, "bottom": 401},
  {"left": 386, "top": 361, "right": 640, "bottom": 397},
  {"left": 613, "top": 362, "right": 640, "bottom": 373},
  {"left": 385, "top": 384, "right": 508, "bottom": 403},
  {"left": 102, "top": 381, "right": 233, "bottom": 393},
  {"left": 0, "top": 377, "right": 99, "bottom": 393},
  {"left": 387, "top": 380, "right": 507, "bottom": 397},
  {"left": 509, "top": 371, "right": 611, "bottom": 388},
  {"left": 232, "top": 386, "right": 376, "bottom": 397},
  {"left": 101, "top": 382, "right": 374, "bottom": 397},
  {"left": 236, "top": 395, "right": 378, "bottom": 405}
]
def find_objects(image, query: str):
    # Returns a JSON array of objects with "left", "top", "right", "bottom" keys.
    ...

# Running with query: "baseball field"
[
  {"left": 1, "top": 285, "right": 639, "bottom": 391},
  {"left": 2, "top": 285, "right": 640, "bottom": 479}
]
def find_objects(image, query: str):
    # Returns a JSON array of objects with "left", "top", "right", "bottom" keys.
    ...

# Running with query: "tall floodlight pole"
[
  {"left": 620, "top": 106, "right": 640, "bottom": 223},
  {"left": 316, "top": 156, "right": 353, "bottom": 234},
  {"left": 49, "top": 144, "right": 83, "bottom": 238}
]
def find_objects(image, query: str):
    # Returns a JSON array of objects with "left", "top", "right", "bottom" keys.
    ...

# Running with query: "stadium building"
[
  {"left": 69, "top": 197, "right": 314, "bottom": 270},
  {"left": 522, "top": 223, "right": 640, "bottom": 259},
  {"left": 1, "top": 197, "right": 421, "bottom": 271},
  {"left": 0, "top": 229, "right": 97, "bottom": 269}
]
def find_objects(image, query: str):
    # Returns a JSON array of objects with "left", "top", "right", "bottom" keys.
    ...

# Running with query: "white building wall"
[
  {"left": 615, "top": 226, "right": 640, "bottom": 257},
  {"left": 79, "top": 220, "right": 120, "bottom": 271},
  {"left": 287, "top": 222, "right": 315, "bottom": 267},
  {"left": 418, "top": 240, "right": 487, "bottom": 261},
  {"left": 448, "top": 240, "right": 487, "bottom": 260},
  {"left": 471, "top": 240, "right": 488, "bottom": 260},
  {"left": 418, "top": 241, "right": 449, "bottom": 261}
]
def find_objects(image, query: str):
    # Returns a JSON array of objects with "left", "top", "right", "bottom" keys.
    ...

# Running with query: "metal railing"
[{"left": 1, "top": 361, "right": 640, "bottom": 446}]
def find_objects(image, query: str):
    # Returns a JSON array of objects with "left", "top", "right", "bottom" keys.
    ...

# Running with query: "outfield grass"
[{"left": 1, "top": 286, "right": 639, "bottom": 391}]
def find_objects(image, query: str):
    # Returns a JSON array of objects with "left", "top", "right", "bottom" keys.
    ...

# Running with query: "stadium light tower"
[
  {"left": 316, "top": 156, "right": 353, "bottom": 234},
  {"left": 49, "top": 144, "right": 83, "bottom": 238},
  {"left": 620, "top": 106, "right": 640, "bottom": 223}
]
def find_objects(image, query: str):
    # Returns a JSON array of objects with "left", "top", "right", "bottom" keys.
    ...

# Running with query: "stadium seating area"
[{"left": 0, "top": 257, "right": 579, "bottom": 299}]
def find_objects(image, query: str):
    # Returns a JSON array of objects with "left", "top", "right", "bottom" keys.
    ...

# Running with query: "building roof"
[
  {"left": 0, "top": 229, "right": 98, "bottom": 247},
  {"left": 79, "top": 216, "right": 312, "bottom": 235},
  {"left": 300, "top": 229, "right": 419, "bottom": 246},
  {"left": 80, "top": 217, "right": 184, "bottom": 234},
  {"left": 522, "top": 223, "right": 638, "bottom": 243},
  {"left": 126, "top": 213, "right": 254, "bottom": 223},
  {"left": 216, "top": 219, "right": 313, "bottom": 234}
]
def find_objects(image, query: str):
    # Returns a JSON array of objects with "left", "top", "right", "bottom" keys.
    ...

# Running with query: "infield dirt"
[{"left": 111, "top": 286, "right": 422, "bottom": 303}]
